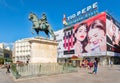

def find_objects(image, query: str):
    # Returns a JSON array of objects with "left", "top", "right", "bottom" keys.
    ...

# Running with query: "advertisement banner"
[
  {"left": 56, "top": 12, "right": 120, "bottom": 58},
  {"left": 62, "top": 12, "right": 107, "bottom": 57},
  {"left": 63, "top": 26, "right": 75, "bottom": 56},
  {"left": 73, "top": 12, "right": 106, "bottom": 56},
  {"left": 63, "top": 2, "right": 98, "bottom": 27},
  {"left": 106, "top": 14, "right": 120, "bottom": 54}
]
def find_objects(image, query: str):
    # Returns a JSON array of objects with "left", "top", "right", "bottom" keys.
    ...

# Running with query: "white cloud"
[{"left": 1, "top": 42, "right": 14, "bottom": 49}]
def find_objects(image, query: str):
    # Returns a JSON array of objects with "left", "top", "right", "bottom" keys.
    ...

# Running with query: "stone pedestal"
[{"left": 28, "top": 37, "right": 58, "bottom": 63}]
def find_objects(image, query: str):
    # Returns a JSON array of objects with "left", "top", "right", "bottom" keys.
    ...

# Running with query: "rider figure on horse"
[
  {"left": 29, "top": 12, "right": 56, "bottom": 40},
  {"left": 40, "top": 13, "right": 49, "bottom": 30}
]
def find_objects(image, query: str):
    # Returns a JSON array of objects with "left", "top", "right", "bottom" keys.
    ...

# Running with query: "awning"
[{"left": 71, "top": 55, "right": 83, "bottom": 60}]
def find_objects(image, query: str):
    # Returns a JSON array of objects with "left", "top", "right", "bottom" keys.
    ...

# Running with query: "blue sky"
[{"left": 0, "top": 0, "right": 120, "bottom": 47}]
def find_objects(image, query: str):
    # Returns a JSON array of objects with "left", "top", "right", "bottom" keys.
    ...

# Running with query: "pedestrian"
[
  {"left": 88, "top": 61, "right": 93, "bottom": 69},
  {"left": 6, "top": 64, "right": 10, "bottom": 73},
  {"left": 110, "top": 60, "right": 113, "bottom": 67},
  {"left": 92, "top": 58, "right": 99, "bottom": 74},
  {"left": 90, "top": 57, "right": 99, "bottom": 74}
]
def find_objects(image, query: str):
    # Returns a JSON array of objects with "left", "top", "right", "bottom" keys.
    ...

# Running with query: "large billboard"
[
  {"left": 56, "top": 12, "right": 120, "bottom": 58},
  {"left": 62, "top": 12, "right": 106, "bottom": 57},
  {"left": 106, "top": 14, "right": 120, "bottom": 56}
]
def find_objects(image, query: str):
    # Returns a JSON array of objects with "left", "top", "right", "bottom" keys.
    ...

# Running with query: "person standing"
[
  {"left": 92, "top": 57, "right": 99, "bottom": 74},
  {"left": 110, "top": 60, "right": 113, "bottom": 67}
]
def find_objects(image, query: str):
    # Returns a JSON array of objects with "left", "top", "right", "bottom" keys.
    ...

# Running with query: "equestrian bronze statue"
[{"left": 29, "top": 12, "right": 56, "bottom": 40}]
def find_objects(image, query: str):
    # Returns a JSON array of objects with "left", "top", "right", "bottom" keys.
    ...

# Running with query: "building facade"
[
  {"left": 0, "top": 48, "right": 4, "bottom": 58},
  {"left": 0, "top": 43, "right": 12, "bottom": 64},
  {"left": 12, "top": 38, "right": 31, "bottom": 63},
  {"left": 55, "top": 12, "right": 120, "bottom": 65}
]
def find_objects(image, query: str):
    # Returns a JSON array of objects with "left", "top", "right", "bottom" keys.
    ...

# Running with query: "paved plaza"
[{"left": 0, "top": 65, "right": 120, "bottom": 83}]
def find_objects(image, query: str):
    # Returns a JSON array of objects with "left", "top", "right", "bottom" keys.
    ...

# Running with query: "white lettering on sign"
[
  {"left": 93, "top": 2, "right": 98, "bottom": 8},
  {"left": 77, "top": 11, "right": 81, "bottom": 16},
  {"left": 82, "top": 8, "right": 86, "bottom": 14},
  {"left": 67, "top": 2, "right": 98, "bottom": 21},
  {"left": 87, "top": 5, "right": 92, "bottom": 11},
  {"left": 67, "top": 14, "right": 76, "bottom": 20}
]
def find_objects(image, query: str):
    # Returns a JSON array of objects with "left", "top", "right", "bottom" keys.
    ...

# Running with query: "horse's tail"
[
  {"left": 54, "top": 35, "right": 56, "bottom": 40},
  {"left": 51, "top": 29, "right": 56, "bottom": 40},
  {"left": 47, "top": 25, "right": 56, "bottom": 40},
  {"left": 51, "top": 30, "right": 56, "bottom": 40},
  {"left": 31, "top": 28, "right": 34, "bottom": 35}
]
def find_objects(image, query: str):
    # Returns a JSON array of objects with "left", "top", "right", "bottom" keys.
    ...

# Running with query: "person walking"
[
  {"left": 6, "top": 64, "right": 10, "bottom": 73},
  {"left": 110, "top": 60, "right": 113, "bottom": 67},
  {"left": 91, "top": 57, "right": 99, "bottom": 74}
]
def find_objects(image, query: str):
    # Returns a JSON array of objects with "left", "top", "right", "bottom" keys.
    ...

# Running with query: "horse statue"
[{"left": 28, "top": 12, "right": 56, "bottom": 40}]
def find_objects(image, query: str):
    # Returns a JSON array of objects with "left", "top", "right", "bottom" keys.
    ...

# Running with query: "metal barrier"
[
  {"left": 10, "top": 63, "right": 21, "bottom": 79},
  {"left": 11, "top": 63, "right": 77, "bottom": 79}
]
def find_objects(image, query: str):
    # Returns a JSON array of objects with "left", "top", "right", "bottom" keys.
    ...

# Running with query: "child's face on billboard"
[{"left": 88, "top": 28, "right": 105, "bottom": 45}]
